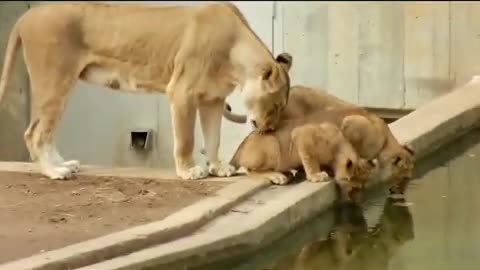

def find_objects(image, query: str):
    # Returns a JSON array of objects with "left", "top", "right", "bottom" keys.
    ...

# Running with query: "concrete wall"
[
  {"left": 0, "top": 2, "right": 30, "bottom": 162},
  {"left": 276, "top": 1, "right": 480, "bottom": 110}
]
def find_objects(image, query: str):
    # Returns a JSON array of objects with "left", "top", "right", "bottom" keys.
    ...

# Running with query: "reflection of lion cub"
[
  {"left": 230, "top": 118, "right": 360, "bottom": 187},
  {"left": 226, "top": 86, "right": 415, "bottom": 182},
  {"left": 0, "top": 2, "right": 291, "bottom": 181}
]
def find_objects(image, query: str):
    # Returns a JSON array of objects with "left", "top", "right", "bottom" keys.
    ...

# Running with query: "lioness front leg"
[
  {"left": 170, "top": 101, "right": 209, "bottom": 180},
  {"left": 199, "top": 100, "right": 236, "bottom": 177}
]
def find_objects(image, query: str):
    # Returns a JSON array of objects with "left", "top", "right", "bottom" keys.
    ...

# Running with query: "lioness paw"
[
  {"left": 308, "top": 171, "right": 330, "bottom": 183},
  {"left": 63, "top": 160, "right": 81, "bottom": 173},
  {"left": 208, "top": 162, "right": 236, "bottom": 177},
  {"left": 177, "top": 165, "right": 209, "bottom": 180},
  {"left": 45, "top": 166, "right": 73, "bottom": 180},
  {"left": 266, "top": 173, "right": 290, "bottom": 185}
]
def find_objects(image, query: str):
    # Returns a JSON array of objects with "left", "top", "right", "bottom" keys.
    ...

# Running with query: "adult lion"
[{"left": 0, "top": 2, "right": 292, "bottom": 180}]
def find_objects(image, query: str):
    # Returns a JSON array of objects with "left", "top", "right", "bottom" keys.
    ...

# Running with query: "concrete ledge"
[
  {"left": 390, "top": 75, "right": 480, "bottom": 159},
  {"left": 0, "top": 176, "right": 269, "bottom": 270},
  {"left": 65, "top": 76, "right": 480, "bottom": 270},
  {"left": 76, "top": 181, "right": 337, "bottom": 270}
]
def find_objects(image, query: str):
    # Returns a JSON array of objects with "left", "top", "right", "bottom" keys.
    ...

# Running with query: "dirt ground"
[{"left": 0, "top": 172, "right": 226, "bottom": 264}]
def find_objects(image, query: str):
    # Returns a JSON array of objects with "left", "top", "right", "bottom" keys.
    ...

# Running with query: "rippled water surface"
[{"left": 192, "top": 128, "right": 480, "bottom": 270}]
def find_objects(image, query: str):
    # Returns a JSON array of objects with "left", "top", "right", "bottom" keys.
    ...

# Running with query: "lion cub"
[{"left": 229, "top": 118, "right": 361, "bottom": 188}]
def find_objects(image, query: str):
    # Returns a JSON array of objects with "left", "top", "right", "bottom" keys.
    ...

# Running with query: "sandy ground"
[{"left": 0, "top": 172, "right": 225, "bottom": 264}]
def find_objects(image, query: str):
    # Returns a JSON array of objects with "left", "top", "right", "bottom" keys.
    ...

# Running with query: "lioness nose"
[{"left": 251, "top": 120, "right": 257, "bottom": 128}]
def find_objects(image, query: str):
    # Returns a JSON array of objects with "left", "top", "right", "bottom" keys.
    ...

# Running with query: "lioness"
[
  {"left": 225, "top": 86, "right": 415, "bottom": 182},
  {"left": 0, "top": 2, "right": 292, "bottom": 180}
]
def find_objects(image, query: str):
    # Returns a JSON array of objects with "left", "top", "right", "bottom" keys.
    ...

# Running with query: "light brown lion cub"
[
  {"left": 229, "top": 118, "right": 362, "bottom": 188},
  {"left": 0, "top": 2, "right": 292, "bottom": 181},
  {"left": 225, "top": 86, "right": 415, "bottom": 182}
]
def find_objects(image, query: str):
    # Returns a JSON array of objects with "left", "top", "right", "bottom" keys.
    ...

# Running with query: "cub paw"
[
  {"left": 308, "top": 171, "right": 330, "bottom": 183},
  {"left": 266, "top": 173, "right": 290, "bottom": 185},
  {"left": 208, "top": 162, "right": 236, "bottom": 177},
  {"left": 177, "top": 165, "right": 209, "bottom": 180},
  {"left": 63, "top": 160, "right": 81, "bottom": 173}
]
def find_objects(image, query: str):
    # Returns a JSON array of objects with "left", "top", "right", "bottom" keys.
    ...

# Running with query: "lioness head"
[
  {"left": 242, "top": 52, "right": 292, "bottom": 132},
  {"left": 378, "top": 145, "right": 415, "bottom": 182}
]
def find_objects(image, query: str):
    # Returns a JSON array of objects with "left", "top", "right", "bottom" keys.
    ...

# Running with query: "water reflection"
[
  {"left": 192, "top": 189, "right": 414, "bottom": 270},
  {"left": 270, "top": 196, "right": 414, "bottom": 270}
]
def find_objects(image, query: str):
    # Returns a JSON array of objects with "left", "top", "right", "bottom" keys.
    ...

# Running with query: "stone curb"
[
  {"left": 69, "top": 76, "right": 480, "bottom": 270},
  {"left": 76, "top": 181, "right": 337, "bottom": 270},
  {"left": 0, "top": 177, "right": 270, "bottom": 270},
  {"left": 390, "top": 76, "right": 480, "bottom": 158}
]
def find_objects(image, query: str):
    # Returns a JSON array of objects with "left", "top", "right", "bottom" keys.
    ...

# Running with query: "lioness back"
[
  {"left": 18, "top": 2, "right": 240, "bottom": 91},
  {"left": 282, "top": 85, "right": 356, "bottom": 119}
]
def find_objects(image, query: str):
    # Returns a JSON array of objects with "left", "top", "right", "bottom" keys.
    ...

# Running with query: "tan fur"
[
  {"left": 226, "top": 85, "right": 415, "bottom": 182},
  {"left": 230, "top": 117, "right": 361, "bottom": 189},
  {"left": 0, "top": 2, "right": 292, "bottom": 180}
]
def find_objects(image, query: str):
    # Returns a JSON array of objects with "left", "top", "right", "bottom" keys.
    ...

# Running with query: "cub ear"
[
  {"left": 393, "top": 155, "right": 402, "bottom": 166},
  {"left": 275, "top": 52, "right": 293, "bottom": 72}
]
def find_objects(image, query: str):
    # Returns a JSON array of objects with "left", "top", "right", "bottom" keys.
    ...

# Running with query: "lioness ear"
[
  {"left": 262, "top": 62, "right": 278, "bottom": 81},
  {"left": 276, "top": 52, "right": 293, "bottom": 72}
]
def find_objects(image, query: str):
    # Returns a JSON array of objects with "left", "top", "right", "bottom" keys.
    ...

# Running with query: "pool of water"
[{"left": 192, "top": 127, "right": 480, "bottom": 270}]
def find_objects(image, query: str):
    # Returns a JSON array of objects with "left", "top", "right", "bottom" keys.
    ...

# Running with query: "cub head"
[
  {"left": 334, "top": 151, "right": 362, "bottom": 202},
  {"left": 354, "top": 159, "right": 379, "bottom": 185},
  {"left": 242, "top": 52, "right": 292, "bottom": 132},
  {"left": 378, "top": 145, "right": 415, "bottom": 182},
  {"left": 334, "top": 146, "right": 359, "bottom": 185}
]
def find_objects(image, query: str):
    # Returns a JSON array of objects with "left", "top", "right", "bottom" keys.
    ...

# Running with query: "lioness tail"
[
  {"left": 222, "top": 103, "right": 248, "bottom": 124},
  {"left": 0, "top": 22, "right": 21, "bottom": 107}
]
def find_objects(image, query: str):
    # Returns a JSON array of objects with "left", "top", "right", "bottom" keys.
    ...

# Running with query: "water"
[{"left": 193, "top": 128, "right": 480, "bottom": 270}]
